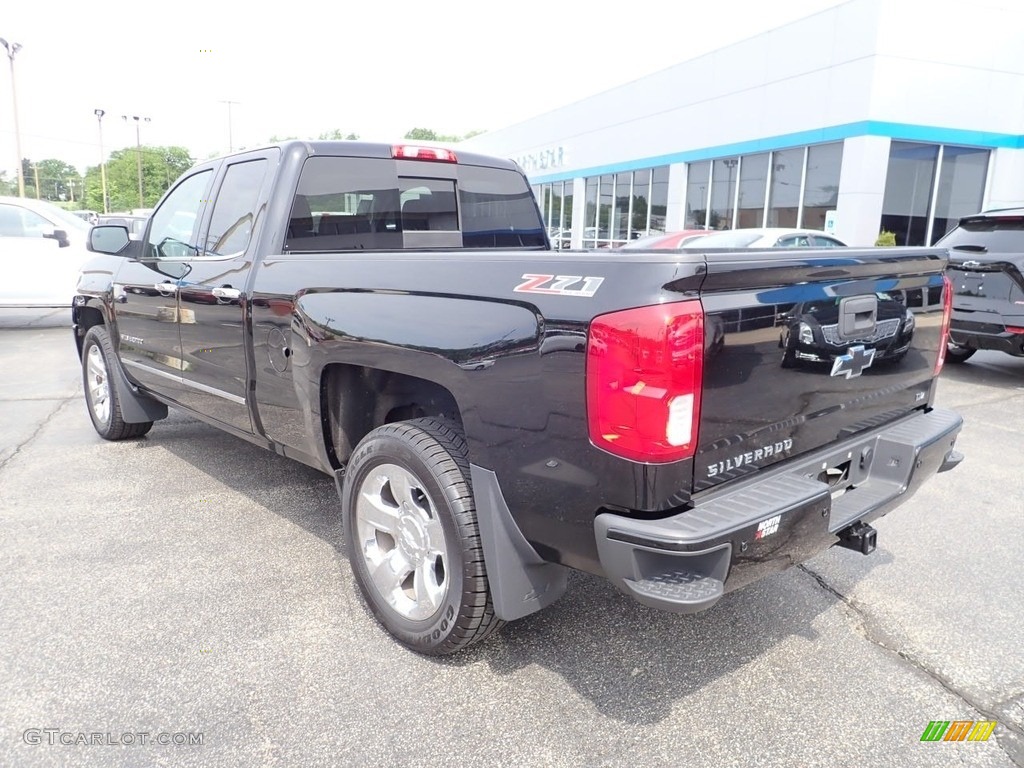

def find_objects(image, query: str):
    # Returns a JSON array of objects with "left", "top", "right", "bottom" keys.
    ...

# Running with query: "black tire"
[
  {"left": 342, "top": 417, "right": 503, "bottom": 655},
  {"left": 81, "top": 325, "right": 154, "bottom": 440},
  {"left": 944, "top": 343, "right": 976, "bottom": 364}
]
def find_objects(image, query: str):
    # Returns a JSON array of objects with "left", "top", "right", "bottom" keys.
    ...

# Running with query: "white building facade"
[{"left": 461, "top": 0, "right": 1024, "bottom": 249}]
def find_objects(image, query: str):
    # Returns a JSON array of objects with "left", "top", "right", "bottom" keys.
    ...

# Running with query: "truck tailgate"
[{"left": 693, "top": 247, "right": 949, "bottom": 494}]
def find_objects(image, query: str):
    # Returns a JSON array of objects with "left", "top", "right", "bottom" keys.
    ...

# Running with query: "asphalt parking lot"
[{"left": 1, "top": 307, "right": 1022, "bottom": 768}]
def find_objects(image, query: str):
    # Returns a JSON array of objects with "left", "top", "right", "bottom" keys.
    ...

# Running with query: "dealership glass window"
[
  {"left": 710, "top": 158, "right": 739, "bottom": 230},
  {"left": 578, "top": 165, "right": 669, "bottom": 246},
  {"left": 802, "top": 143, "right": 843, "bottom": 231},
  {"left": 880, "top": 142, "right": 939, "bottom": 246},
  {"left": 612, "top": 172, "right": 631, "bottom": 242},
  {"left": 737, "top": 153, "right": 769, "bottom": 228},
  {"left": 542, "top": 184, "right": 562, "bottom": 230},
  {"left": 595, "top": 175, "right": 613, "bottom": 246},
  {"left": 539, "top": 180, "right": 573, "bottom": 249},
  {"left": 766, "top": 148, "right": 803, "bottom": 228},
  {"left": 560, "top": 183, "right": 573, "bottom": 248},
  {"left": 583, "top": 177, "right": 599, "bottom": 247},
  {"left": 649, "top": 166, "right": 669, "bottom": 234},
  {"left": 930, "top": 146, "right": 989, "bottom": 243},
  {"left": 685, "top": 161, "right": 711, "bottom": 229},
  {"left": 631, "top": 168, "right": 651, "bottom": 237},
  {"left": 551, "top": 185, "right": 563, "bottom": 232}
]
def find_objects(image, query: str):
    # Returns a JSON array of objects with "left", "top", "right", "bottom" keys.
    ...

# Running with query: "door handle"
[
  {"left": 154, "top": 281, "right": 178, "bottom": 294},
  {"left": 212, "top": 286, "right": 242, "bottom": 300}
]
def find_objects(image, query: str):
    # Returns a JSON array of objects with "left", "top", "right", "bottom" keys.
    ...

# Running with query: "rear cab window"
[{"left": 284, "top": 155, "right": 546, "bottom": 252}]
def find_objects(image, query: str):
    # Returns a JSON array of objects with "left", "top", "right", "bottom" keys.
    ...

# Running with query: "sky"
[{"left": 1, "top": 0, "right": 850, "bottom": 176}]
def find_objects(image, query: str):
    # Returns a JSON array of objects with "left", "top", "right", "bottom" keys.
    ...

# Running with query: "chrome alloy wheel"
[
  {"left": 354, "top": 463, "right": 449, "bottom": 621},
  {"left": 86, "top": 344, "right": 111, "bottom": 427}
]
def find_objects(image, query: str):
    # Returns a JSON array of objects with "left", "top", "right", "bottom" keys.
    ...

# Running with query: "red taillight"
[
  {"left": 1006, "top": 326, "right": 1024, "bottom": 334},
  {"left": 391, "top": 145, "right": 457, "bottom": 162},
  {"left": 586, "top": 301, "right": 704, "bottom": 463},
  {"left": 935, "top": 274, "right": 953, "bottom": 374}
]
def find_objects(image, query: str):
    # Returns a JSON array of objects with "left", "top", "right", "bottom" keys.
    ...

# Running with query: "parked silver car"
[{"left": 682, "top": 227, "right": 847, "bottom": 248}]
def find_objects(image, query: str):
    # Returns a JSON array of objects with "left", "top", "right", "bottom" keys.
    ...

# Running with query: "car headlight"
[
  {"left": 798, "top": 322, "right": 814, "bottom": 344},
  {"left": 904, "top": 308, "right": 915, "bottom": 331}
]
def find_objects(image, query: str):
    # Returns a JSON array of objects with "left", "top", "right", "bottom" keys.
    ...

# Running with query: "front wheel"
[
  {"left": 81, "top": 325, "right": 153, "bottom": 440},
  {"left": 944, "top": 343, "right": 976, "bottom": 364},
  {"left": 342, "top": 418, "right": 503, "bottom": 655}
]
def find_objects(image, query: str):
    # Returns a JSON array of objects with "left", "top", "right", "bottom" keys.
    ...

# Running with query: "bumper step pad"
[{"left": 624, "top": 570, "right": 724, "bottom": 612}]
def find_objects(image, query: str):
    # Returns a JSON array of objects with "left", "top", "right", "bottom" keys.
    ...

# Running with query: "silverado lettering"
[{"left": 707, "top": 439, "right": 794, "bottom": 477}]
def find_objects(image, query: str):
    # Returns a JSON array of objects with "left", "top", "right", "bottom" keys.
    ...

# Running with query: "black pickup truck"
[{"left": 73, "top": 141, "right": 964, "bottom": 655}]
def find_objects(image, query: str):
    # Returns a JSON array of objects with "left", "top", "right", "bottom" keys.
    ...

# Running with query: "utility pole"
[
  {"left": 219, "top": 100, "right": 240, "bottom": 152},
  {"left": 32, "top": 162, "right": 40, "bottom": 199},
  {"left": 122, "top": 114, "right": 151, "bottom": 208},
  {"left": 0, "top": 38, "right": 25, "bottom": 197},
  {"left": 67, "top": 177, "right": 75, "bottom": 203},
  {"left": 94, "top": 109, "right": 109, "bottom": 213}
]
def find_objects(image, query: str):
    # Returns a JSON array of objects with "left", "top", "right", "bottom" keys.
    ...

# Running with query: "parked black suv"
[{"left": 935, "top": 209, "right": 1024, "bottom": 363}]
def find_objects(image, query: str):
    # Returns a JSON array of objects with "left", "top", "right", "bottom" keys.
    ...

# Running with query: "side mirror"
[
  {"left": 88, "top": 224, "right": 131, "bottom": 255},
  {"left": 43, "top": 228, "right": 70, "bottom": 248}
]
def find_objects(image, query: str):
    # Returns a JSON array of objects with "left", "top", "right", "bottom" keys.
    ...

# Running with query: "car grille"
[{"left": 821, "top": 318, "right": 900, "bottom": 346}]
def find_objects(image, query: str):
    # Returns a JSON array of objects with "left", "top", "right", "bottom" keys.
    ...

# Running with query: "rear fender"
[{"left": 292, "top": 289, "right": 544, "bottom": 471}]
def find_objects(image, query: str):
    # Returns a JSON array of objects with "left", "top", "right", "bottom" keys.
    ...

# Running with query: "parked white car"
[{"left": 0, "top": 196, "right": 94, "bottom": 307}]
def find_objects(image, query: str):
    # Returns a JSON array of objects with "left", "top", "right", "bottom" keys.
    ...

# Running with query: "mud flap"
[{"left": 470, "top": 465, "right": 568, "bottom": 621}]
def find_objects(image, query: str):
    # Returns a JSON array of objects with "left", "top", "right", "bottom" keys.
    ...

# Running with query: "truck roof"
[{"left": 204, "top": 140, "right": 523, "bottom": 173}]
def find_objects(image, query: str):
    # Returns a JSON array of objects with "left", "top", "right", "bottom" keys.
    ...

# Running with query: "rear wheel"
[
  {"left": 342, "top": 418, "right": 503, "bottom": 655},
  {"left": 944, "top": 342, "right": 976, "bottom": 364},
  {"left": 81, "top": 326, "right": 153, "bottom": 440}
]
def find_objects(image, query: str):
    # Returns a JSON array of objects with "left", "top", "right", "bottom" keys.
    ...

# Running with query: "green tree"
[
  {"left": 83, "top": 146, "right": 194, "bottom": 212},
  {"left": 404, "top": 127, "right": 439, "bottom": 141},
  {"left": 404, "top": 127, "right": 485, "bottom": 142},
  {"left": 33, "top": 158, "right": 82, "bottom": 202},
  {"left": 317, "top": 129, "right": 359, "bottom": 140}
]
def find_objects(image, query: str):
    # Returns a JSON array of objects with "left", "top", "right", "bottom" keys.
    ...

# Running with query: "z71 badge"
[{"left": 514, "top": 274, "right": 604, "bottom": 298}]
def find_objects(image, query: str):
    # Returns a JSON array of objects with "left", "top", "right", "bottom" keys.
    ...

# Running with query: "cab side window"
[
  {"left": 204, "top": 159, "right": 268, "bottom": 257},
  {"left": 146, "top": 170, "right": 213, "bottom": 259}
]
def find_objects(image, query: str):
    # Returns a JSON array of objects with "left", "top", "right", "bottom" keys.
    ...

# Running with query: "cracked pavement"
[{"left": 1, "top": 310, "right": 1022, "bottom": 767}]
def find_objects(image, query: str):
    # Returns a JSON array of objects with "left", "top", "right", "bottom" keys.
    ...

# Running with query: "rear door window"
[{"left": 203, "top": 158, "right": 269, "bottom": 257}]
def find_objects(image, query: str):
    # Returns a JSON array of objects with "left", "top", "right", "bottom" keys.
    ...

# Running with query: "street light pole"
[
  {"left": 219, "top": 100, "right": 239, "bottom": 152},
  {"left": 122, "top": 114, "right": 151, "bottom": 208},
  {"left": 0, "top": 38, "right": 25, "bottom": 198},
  {"left": 94, "top": 109, "right": 109, "bottom": 213}
]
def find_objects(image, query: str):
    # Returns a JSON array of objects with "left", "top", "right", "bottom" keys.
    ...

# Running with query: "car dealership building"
[{"left": 462, "top": 0, "right": 1024, "bottom": 249}]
